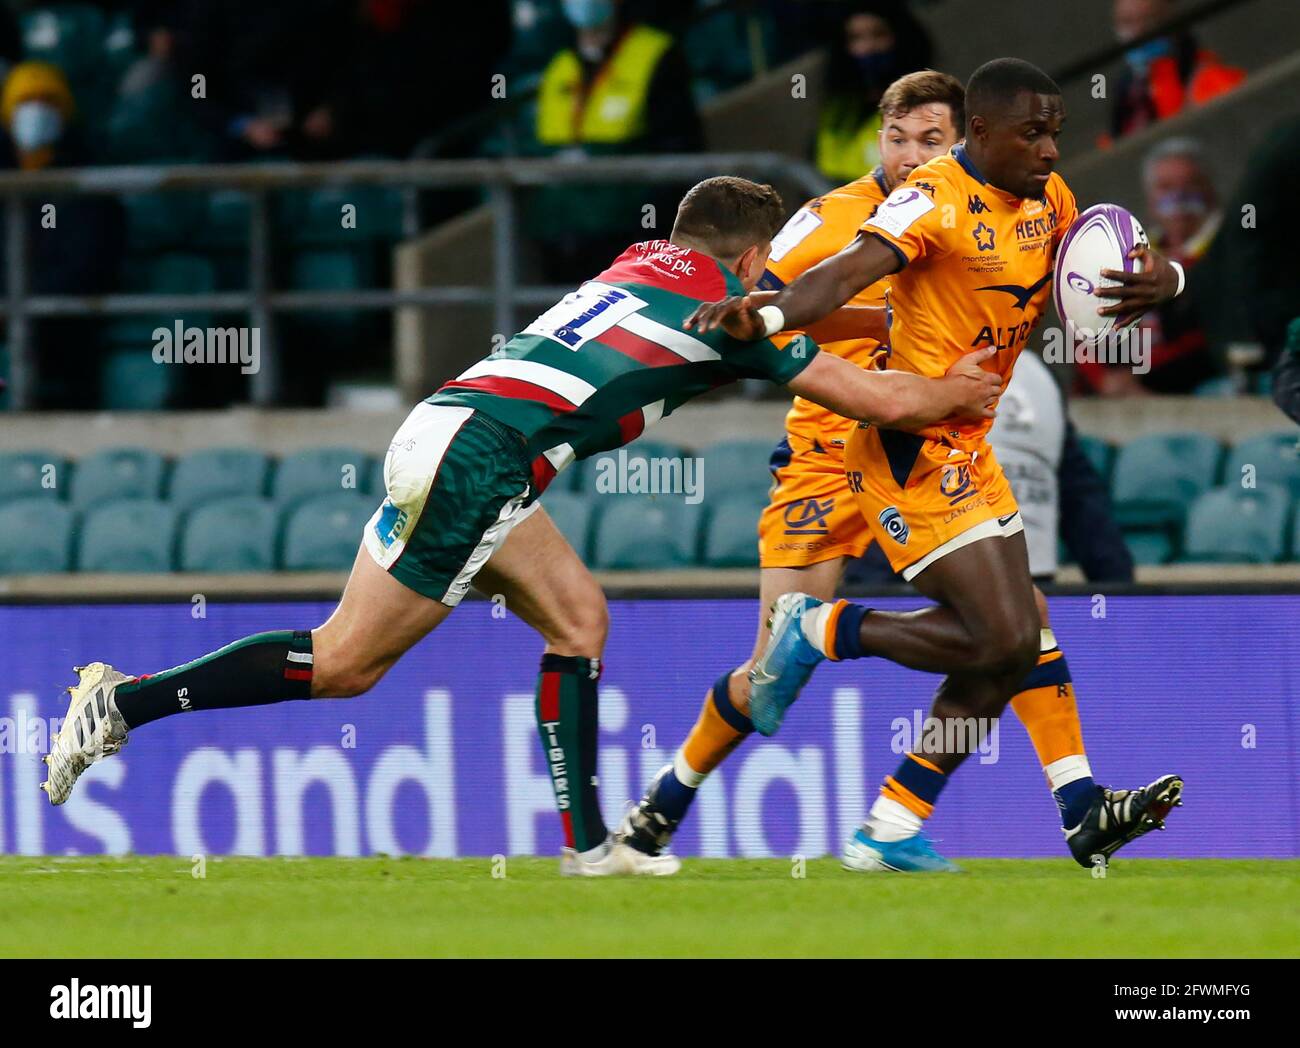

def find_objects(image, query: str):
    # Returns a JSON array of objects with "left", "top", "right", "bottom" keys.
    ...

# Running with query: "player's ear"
[{"left": 739, "top": 242, "right": 772, "bottom": 289}]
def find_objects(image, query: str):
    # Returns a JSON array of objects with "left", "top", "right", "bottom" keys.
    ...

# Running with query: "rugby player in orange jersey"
[
  {"left": 680, "top": 59, "right": 1185, "bottom": 872},
  {"left": 618, "top": 70, "right": 968, "bottom": 860}
]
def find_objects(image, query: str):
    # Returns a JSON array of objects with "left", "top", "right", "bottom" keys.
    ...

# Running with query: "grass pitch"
[{"left": 1, "top": 856, "right": 1294, "bottom": 958}]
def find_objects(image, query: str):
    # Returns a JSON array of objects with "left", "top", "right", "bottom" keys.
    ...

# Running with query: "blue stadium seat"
[
  {"left": 701, "top": 493, "right": 767, "bottom": 568},
  {"left": 1110, "top": 432, "right": 1222, "bottom": 528},
  {"left": 1223, "top": 432, "right": 1300, "bottom": 498},
  {"left": 700, "top": 438, "right": 777, "bottom": 501},
  {"left": 70, "top": 447, "right": 166, "bottom": 507},
  {"left": 1077, "top": 434, "right": 1115, "bottom": 481},
  {"left": 281, "top": 186, "right": 406, "bottom": 246},
  {"left": 100, "top": 348, "right": 178, "bottom": 411},
  {"left": 121, "top": 192, "right": 205, "bottom": 253},
  {"left": 1123, "top": 528, "right": 1175, "bottom": 566},
  {"left": 0, "top": 498, "right": 74, "bottom": 574},
  {"left": 590, "top": 497, "right": 704, "bottom": 570},
  {"left": 20, "top": 5, "right": 107, "bottom": 86},
  {"left": 272, "top": 447, "right": 375, "bottom": 507},
  {"left": 0, "top": 449, "right": 68, "bottom": 500},
  {"left": 168, "top": 448, "right": 270, "bottom": 512},
  {"left": 280, "top": 493, "right": 373, "bottom": 571},
  {"left": 180, "top": 496, "right": 279, "bottom": 572},
  {"left": 1180, "top": 485, "right": 1291, "bottom": 564},
  {"left": 198, "top": 189, "right": 252, "bottom": 249},
  {"left": 78, "top": 500, "right": 178, "bottom": 573},
  {"left": 539, "top": 490, "right": 595, "bottom": 559}
]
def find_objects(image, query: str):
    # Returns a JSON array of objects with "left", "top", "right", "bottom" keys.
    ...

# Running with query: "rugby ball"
[{"left": 1052, "top": 203, "right": 1150, "bottom": 345}]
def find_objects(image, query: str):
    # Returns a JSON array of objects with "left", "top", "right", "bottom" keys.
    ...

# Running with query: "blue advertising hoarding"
[{"left": 0, "top": 595, "right": 1296, "bottom": 859}]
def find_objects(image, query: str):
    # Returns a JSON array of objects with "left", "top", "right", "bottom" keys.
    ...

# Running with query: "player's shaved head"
[
  {"left": 964, "top": 58, "right": 1066, "bottom": 200},
  {"left": 965, "top": 58, "right": 1061, "bottom": 124}
]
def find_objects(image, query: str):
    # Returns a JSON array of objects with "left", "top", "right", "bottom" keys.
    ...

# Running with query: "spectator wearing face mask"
[
  {"left": 1076, "top": 137, "right": 1222, "bottom": 396},
  {"left": 526, "top": 0, "right": 703, "bottom": 283},
  {"left": 814, "top": 1, "right": 932, "bottom": 185},
  {"left": 0, "top": 61, "right": 125, "bottom": 407},
  {"left": 1108, "top": 0, "right": 1243, "bottom": 142}
]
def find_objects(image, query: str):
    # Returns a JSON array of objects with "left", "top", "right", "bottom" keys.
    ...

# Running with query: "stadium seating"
[
  {"left": 701, "top": 493, "right": 768, "bottom": 568},
  {"left": 0, "top": 498, "right": 74, "bottom": 573},
  {"left": 699, "top": 438, "right": 776, "bottom": 501},
  {"left": 539, "top": 490, "right": 596, "bottom": 561},
  {"left": 78, "top": 500, "right": 178, "bottom": 573},
  {"left": 1110, "top": 432, "right": 1222, "bottom": 528},
  {"left": 272, "top": 447, "right": 376, "bottom": 507},
  {"left": 1223, "top": 432, "right": 1300, "bottom": 497},
  {"left": 3, "top": 429, "right": 1300, "bottom": 575},
  {"left": 281, "top": 493, "right": 374, "bottom": 571},
  {"left": 575, "top": 440, "right": 691, "bottom": 495},
  {"left": 168, "top": 448, "right": 270, "bottom": 512},
  {"left": 591, "top": 497, "right": 704, "bottom": 570},
  {"left": 180, "top": 496, "right": 279, "bottom": 572},
  {"left": 1180, "top": 485, "right": 1292, "bottom": 564},
  {"left": 69, "top": 447, "right": 166, "bottom": 507},
  {"left": 0, "top": 449, "right": 67, "bottom": 501}
]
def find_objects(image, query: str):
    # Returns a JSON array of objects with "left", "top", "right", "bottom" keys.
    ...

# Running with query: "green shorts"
[{"left": 364, "top": 403, "right": 536, "bottom": 606}]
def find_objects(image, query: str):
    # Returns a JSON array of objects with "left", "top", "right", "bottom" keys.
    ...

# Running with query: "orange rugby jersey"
[
  {"left": 861, "top": 144, "right": 1078, "bottom": 449},
  {"left": 761, "top": 167, "right": 891, "bottom": 454}
]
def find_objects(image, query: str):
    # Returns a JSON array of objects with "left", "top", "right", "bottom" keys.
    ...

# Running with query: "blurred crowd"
[{"left": 0, "top": 0, "right": 1290, "bottom": 411}]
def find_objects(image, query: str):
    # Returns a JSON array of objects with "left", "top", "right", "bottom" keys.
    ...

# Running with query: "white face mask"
[{"left": 11, "top": 100, "right": 63, "bottom": 151}]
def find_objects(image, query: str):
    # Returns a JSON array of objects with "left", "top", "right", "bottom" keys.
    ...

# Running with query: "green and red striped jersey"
[{"left": 429, "top": 240, "right": 820, "bottom": 492}]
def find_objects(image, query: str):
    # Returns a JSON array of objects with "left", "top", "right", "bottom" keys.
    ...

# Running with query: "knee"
[
  {"left": 970, "top": 617, "right": 1040, "bottom": 680},
  {"left": 1033, "top": 586, "right": 1050, "bottom": 629},
  {"left": 544, "top": 589, "right": 609, "bottom": 659},
  {"left": 310, "top": 629, "right": 391, "bottom": 698}
]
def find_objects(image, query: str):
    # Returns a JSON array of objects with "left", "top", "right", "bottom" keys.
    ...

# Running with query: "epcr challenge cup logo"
[{"left": 878, "top": 505, "right": 909, "bottom": 545}]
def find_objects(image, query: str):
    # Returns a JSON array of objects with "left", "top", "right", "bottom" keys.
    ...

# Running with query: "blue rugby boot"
[
  {"left": 842, "top": 827, "right": 961, "bottom": 873},
  {"left": 748, "top": 592, "right": 827, "bottom": 737}
]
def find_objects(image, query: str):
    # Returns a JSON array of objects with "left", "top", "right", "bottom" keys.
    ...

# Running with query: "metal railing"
[{"left": 0, "top": 154, "right": 829, "bottom": 409}]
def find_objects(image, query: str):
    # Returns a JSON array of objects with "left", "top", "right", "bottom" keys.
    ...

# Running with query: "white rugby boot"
[
  {"left": 559, "top": 834, "right": 681, "bottom": 876},
  {"left": 42, "top": 662, "right": 132, "bottom": 805}
]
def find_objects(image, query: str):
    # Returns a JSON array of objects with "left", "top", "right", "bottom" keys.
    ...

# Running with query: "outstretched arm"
[
  {"left": 745, "top": 289, "right": 889, "bottom": 345},
  {"left": 685, "top": 233, "right": 902, "bottom": 341},
  {"left": 787, "top": 346, "right": 1003, "bottom": 431}
]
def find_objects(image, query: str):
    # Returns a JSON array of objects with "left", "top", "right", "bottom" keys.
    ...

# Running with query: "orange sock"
[
  {"left": 680, "top": 670, "right": 754, "bottom": 778},
  {"left": 1010, "top": 630, "right": 1098, "bottom": 826}
]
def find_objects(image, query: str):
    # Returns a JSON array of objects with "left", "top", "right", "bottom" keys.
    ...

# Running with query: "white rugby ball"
[{"left": 1052, "top": 202, "right": 1150, "bottom": 345}]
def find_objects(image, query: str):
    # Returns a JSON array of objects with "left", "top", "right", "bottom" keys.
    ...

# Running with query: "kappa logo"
[
  {"left": 968, "top": 194, "right": 990, "bottom": 215},
  {"left": 783, "top": 497, "right": 835, "bottom": 535},
  {"left": 879, "top": 505, "right": 909, "bottom": 545}
]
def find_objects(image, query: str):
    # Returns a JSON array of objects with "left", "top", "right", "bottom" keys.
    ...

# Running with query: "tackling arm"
[
  {"left": 787, "top": 347, "right": 1003, "bottom": 431},
  {"left": 685, "top": 233, "right": 903, "bottom": 341}
]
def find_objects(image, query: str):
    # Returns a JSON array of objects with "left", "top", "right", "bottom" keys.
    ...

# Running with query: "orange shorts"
[
  {"left": 843, "top": 425, "right": 1022, "bottom": 581},
  {"left": 758, "top": 435, "right": 874, "bottom": 568}
]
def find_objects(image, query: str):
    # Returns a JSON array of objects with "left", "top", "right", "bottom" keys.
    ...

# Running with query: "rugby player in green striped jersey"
[{"left": 45, "top": 176, "right": 1000, "bottom": 875}]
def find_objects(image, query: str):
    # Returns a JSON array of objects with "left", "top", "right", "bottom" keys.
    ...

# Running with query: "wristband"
[
  {"left": 757, "top": 305, "right": 785, "bottom": 338},
  {"left": 1169, "top": 259, "right": 1186, "bottom": 298}
]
